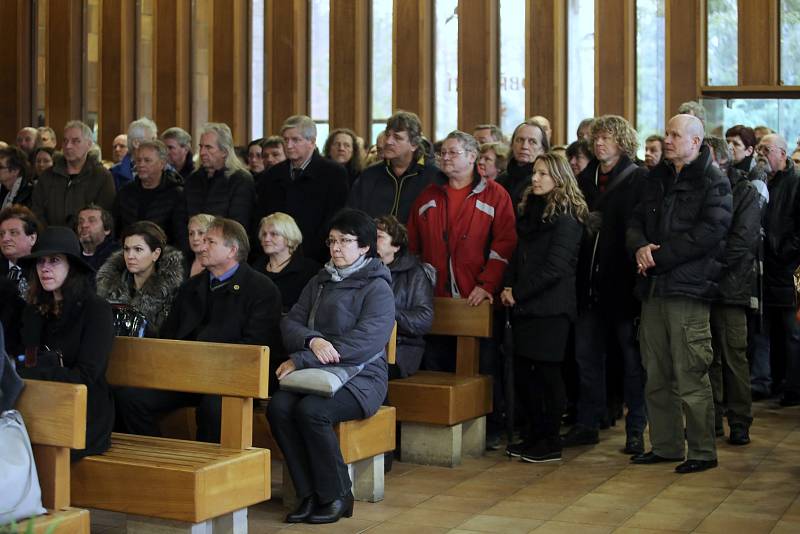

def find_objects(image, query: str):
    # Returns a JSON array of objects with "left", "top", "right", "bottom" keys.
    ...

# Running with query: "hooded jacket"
[
  {"left": 281, "top": 258, "right": 395, "bottom": 417},
  {"left": 96, "top": 246, "right": 186, "bottom": 336}
]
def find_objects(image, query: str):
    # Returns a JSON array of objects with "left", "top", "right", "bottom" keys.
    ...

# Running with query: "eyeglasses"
[
  {"left": 325, "top": 237, "right": 359, "bottom": 248},
  {"left": 440, "top": 150, "right": 465, "bottom": 159}
]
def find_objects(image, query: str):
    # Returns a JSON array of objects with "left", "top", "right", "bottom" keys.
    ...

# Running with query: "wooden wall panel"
[
  {"left": 393, "top": 0, "right": 433, "bottom": 136},
  {"left": 46, "top": 0, "right": 82, "bottom": 133},
  {"left": 265, "top": 0, "right": 308, "bottom": 136},
  {"left": 153, "top": 0, "right": 192, "bottom": 134},
  {"left": 526, "top": 0, "right": 567, "bottom": 144},
  {"left": 330, "top": 0, "right": 370, "bottom": 138},
  {"left": 0, "top": 1, "right": 33, "bottom": 143},
  {"left": 595, "top": 0, "right": 636, "bottom": 120},
  {"left": 738, "top": 0, "right": 778, "bottom": 86},
  {"left": 210, "top": 0, "right": 249, "bottom": 144},
  {"left": 457, "top": 0, "right": 498, "bottom": 132},
  {"left": 100, "top": 0, "right": 135, "bottom": 158},
  {"left": 666, "top": 0, "right": 702, "bottom": 122}
]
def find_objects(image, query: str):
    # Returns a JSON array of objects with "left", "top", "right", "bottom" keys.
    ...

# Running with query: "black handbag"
[{"left": 110, "top": 303, "right": 148, "bottom": 337}]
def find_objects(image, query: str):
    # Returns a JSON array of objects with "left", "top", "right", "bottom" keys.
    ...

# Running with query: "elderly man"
[
  {"left": 15, "top": 127, "right": 37, "bottom": 156},
  {"left": 114, "top": 140, "right": 187, "bottom": 247},
  {"left": 162, "top": 127, "right": 194, "bottom": 181},
  {"left": 77, "top": 203, "right": 119, "bottom": 271},
  {"left": 0, "top": 147, "right": 34, "bottom": 209},
  {"left": 32, "top": 121, "right": 115, "bottom": 227},
  {"left": 497, "top": 119, "right": 549, "bottom": 209},
  {"left": 255, "top": 115, "right": 349, "bottom": 262},
  {"left": 112, "top": 134, "right": 128, "bottom": 164},
  {"left": 750, "top": 133, "right": 800, "bottom": 406},
  {"left": 112, "top": 118, "right": 158, "bottom": 190},
  {"left": 184, "top": 123, "right": 255, "bottom": 235},
  {"left": 529, "top": 115, "right": 552, "bottom": 143},
  {"left": 472, "top": 124, "right": 504, "bottom": 145},
  {"left": 349, "top": 111, "right": 438, "bottom": 223},
  {"left": 627, "top": 114, "right": 732, "bottom": 473},
  {"left": 115, "top": 217, "right": 282, "bottom": 442},
  {"left": 36, "top": 127, "right": 57, "bottom": 149}
]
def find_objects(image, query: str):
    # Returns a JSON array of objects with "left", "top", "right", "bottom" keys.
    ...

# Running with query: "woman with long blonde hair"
[{"left": 501, "top": 152, "right": 587, "bottom": 463}]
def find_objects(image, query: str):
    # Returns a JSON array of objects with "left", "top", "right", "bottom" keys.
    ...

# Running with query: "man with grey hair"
[
  {"left": 255, "top": 114, "right": 349, "bottom": 262},
  {"left": 111, "top": 134, "right": 128, "bottom": 164},
  {"left": 497, "top": 119, "right": 550, "bottom": 209},
  {"left": 677, "top": 101, "right": 707, "bottom": 125},
  {"left": 161, "top": 127, "right": 194, "bottom": 181},
  {"left": 112, "top": 117, "right": 158, "bottom": 190},
  {"left": 184, "top": 122, "right": 255, "bottom": 233},
  {"left": 627, "top": 114, "right": 732, "bottom": 473},
  {"left": 32, "top": 120, "right": 115, "bottom": 227},
  {"left": 16, "top": 127, "right": 38, "bottom": 156}
]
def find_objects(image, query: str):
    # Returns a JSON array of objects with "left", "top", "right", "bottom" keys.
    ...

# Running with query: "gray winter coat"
[
  {"left": 282, "top": 258, "right": 395, "bottom": 417},
  {"left": 95, "top": 246, "right": 186, "bottom": 336}
]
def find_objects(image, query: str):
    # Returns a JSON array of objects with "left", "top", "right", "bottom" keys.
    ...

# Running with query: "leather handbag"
[{"left": 0, "top": 410, "right": 46, "bottom": 525}]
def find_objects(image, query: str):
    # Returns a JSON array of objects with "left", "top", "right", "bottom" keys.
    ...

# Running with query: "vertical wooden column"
[
  {"left": 665, "top": 0, "right": 702, "bottom": 122},
  {"left": 46, "top": 0, "right": 82, "bottom": 132},
  {"left": 265, "top": 0, "right": 308, "bottom": 136},
  {"left": 457, "top": 0, "right": 498, "bottom": 132},
  {"left": 99, "top": 0, "right": 135, "bottom": 158},
  {"left": 0, "top": 1, "right": 33, "bottom": 142},
  {"left": 526, "top": 0, "right": 567, "bottom": 144},
  {"left": 209, "top": 0, "right": 249, "bottom": 144},
  {"left": 329, "top": 0, "right": 370, "bottom": 138},
  {"left": 153, "top": 0, "right": 192, "bottom": 134},
  {"left": 393, "top": 0, "right": 433, "bottom": 136},
  {"left": 738, "top": 0, "right": 778, "bottom": 85},
  {"left": 594, "top": 0, "right": 636, "bottom": 120}
]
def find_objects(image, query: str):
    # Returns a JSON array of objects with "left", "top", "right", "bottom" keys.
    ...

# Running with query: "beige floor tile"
[
  {"left": 693, "top": 510, "right": 779, "bottom": 534},
  {"left": 386, "top": 508, "right": 475, "bottom": 529},
  {"left": 641, "top": 496, "right": 723, "bottom": 515},
  {"left": 362, "top": 524, "right": 449, "bottom": 534},
  {"left": 287, "top": 517, "right": 377, "bottom": 534},
  {"left": 416, "top": 495, "right": 499, "bottom": 513},
  {"left": 612, "top": 528, "right": 686, "bottom": 534},
  {"left": 442, "top": 481, "right": 522, "bottom": 499},
  {"left": 770, "top": 519, "right": 800, "bottom": 534},
  {"left": 482, "top": 500, "right": 567, "bottom": 521},
  {"left": 530, "top": 520, "right": 614, "bottom": 533},
  {"left": 550, "top": 504, "right": 637, "bottom": 527},
  {"left": 381, "top": 491, "right": 434, "bottom": 508},
  {"left": 621, "top": 510, "right": 705, "bottom": 532},
  {"left": 352, "top": 502, "right": 412, "bottom": 522},
  {"left": 455, "top": 514, "right": 544, "bottom": 533}
]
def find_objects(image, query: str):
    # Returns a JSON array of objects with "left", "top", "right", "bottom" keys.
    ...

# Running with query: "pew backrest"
[{"left": 429, "top": 298, "right": 493, "bottom": 376}]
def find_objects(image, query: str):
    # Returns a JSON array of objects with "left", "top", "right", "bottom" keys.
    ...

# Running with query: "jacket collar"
[{"left": 432, "top": 168, "right": 486, "bottom": 193}]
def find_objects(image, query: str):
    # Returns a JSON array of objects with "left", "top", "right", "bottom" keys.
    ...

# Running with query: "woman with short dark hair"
[{"left": 323, "top": 129, "right": 363, "bottom": 186}]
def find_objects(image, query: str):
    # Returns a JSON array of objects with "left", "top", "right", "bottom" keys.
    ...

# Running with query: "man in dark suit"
[
  {"left": 115, "top": 217, "right": 282, "bottom": 442},
  {"left": 255, "top": 115, "right": 349, "bottom": 263}
]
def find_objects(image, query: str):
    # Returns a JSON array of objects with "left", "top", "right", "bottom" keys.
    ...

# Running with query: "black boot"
[
  {"left": 308, "top": 493, "right": 354, "bottom": 524},
  {"left": 285, "top": 495, "right": 317, "bottom": 523}
]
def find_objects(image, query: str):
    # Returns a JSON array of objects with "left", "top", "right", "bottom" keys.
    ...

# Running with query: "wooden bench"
[
  {"left": 255, "top": 323, "right": 398, "bottom": 506},
  {"left": 70, "top": 337, "right": 271, "bottom": 533},
  {"left": 388, "top": 298, "right": 493, "bottom": 466},
  {"left": 14, "top": 379, "right": 91, "bottom": 534}
]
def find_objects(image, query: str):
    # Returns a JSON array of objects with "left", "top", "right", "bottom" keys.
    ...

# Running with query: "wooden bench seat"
[
  {"left": 71, "top": 337, "right": 271, "bottom": 532},
  {"left": 14, "top": 379, "right": 91, "bottom": 534}
]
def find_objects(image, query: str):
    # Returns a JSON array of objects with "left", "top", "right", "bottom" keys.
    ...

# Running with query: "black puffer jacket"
[
  {"left": 763, "top": 158, "right": 800, "bottom": 307},
  {"left": 387, "top": 253, "right": 435, "bottom": 378},
  {"left": 626, "top": 145, "right": 733, "bottom": 301},
  {"left": 184, "top": 168, "right": 255, "bottom": 233},
  {"left": 113, "top": 170, "right": 188, "bottom": 248},
  {"left": 717, "top": 167, "right": 761, "bottom": 306},
  {"left": 496, "top": 158, "right": 533, "bottom": 213},
  {"left": 504, "top": 197, "right": 583, "bottom": 320}
]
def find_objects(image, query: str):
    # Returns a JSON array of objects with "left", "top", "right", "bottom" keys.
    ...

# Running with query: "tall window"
[
  {"left": 706, "top": 0, "right": 737, "bottom": 86},
  {"left": 192, "top": 0, "right": 211, "bottom": 143},
  {"left": 136, "top": 0, "right": 155, "bottom": 120},
  {"left": 782, "top": 0, "right": 800, "bottom": 85},
  {"left": 567, "top": 0, "right": 594, "bottom": 143},
  {"left": 35, "top": 0, "right": 47, "bottom": 126},
  {"left": 370, "top": 0, "right": 393, "bottom": 145},
  {"left": 251, "top": 0, "right": 265, "bottom": 140},
  {"left": 499, "top": 0, "right": 526, "bottom": 137},
  {"left": 636, "top": 0, "right": 665, "bottom": 156},
  {"left": 84, "top": 0, "right": 101, "bottom": 137},
  {"left": 701, "top": 98, "right": 800, "bottom": 147},
  {"left": 309, "top": 0, "right": 330, "bottom": 149},
  {"left": 434, "top": 0, "right": 458, "bottom": 141}
]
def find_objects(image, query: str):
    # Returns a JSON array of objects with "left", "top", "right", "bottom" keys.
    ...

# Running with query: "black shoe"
[
  {"left": 675, "top": 458, "right": 718, "bottom": 474},
  {"left": 729, "top": 425, "right": 751, "bottom": 446},
  {"left": 285, "top": 495, "right": 316, "bottom": 523},
  {"left": 505, "top": 441, "right": 528, "bottom": 458},
  {"left": 520, "top": 440, "right": 562, "bottom": 463},
  {"left": 307, "top": 493, "right": 354, "bottom": 524},
  {"left": 560, "top": 424, "right": 599, "bottom": 448},
  {"left": 630, "top": 451, "right": 684, "bottom": 464},
  {"left": 623, "top": 433, "right": 644, "bottom": 455}
]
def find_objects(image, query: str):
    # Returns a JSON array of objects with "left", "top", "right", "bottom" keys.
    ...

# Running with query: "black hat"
[{"left": 18, "top": 226, "right": 95, "bottom": 272}]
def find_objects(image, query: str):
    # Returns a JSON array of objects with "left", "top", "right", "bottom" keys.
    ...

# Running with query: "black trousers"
[
  {"left": 114, "top": 387, "right": 222, "bottom": 443},
  {"left": 515, "top": 358, "right": 566, "bottom": 442},
  {"left": 267, "top": 387, "right": 363, "bottom": 503}
]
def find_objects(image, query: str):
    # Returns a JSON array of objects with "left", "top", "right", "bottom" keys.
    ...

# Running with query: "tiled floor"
[{"left": 92, "top": 399, "right": 800, "bottom": 533}]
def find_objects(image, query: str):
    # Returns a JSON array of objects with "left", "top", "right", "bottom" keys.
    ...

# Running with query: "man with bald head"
[
  {"left": 16, "top": 127, "right": 38, "bottom": 156},
  {"left": 626, "top": 114, "right": 732, "bottom": 473},
  {"left": 750, "top": 133, "right": 800, "bottom": 407}
]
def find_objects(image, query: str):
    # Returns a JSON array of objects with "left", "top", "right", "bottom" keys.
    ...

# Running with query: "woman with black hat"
[{"left": 17, "top": 226, "right": 115, "bottom": 460}]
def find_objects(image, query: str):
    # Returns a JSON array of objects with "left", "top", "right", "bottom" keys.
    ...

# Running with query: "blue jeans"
[{"left": 750, "top": 306, "right": 800, "bottom": 397}]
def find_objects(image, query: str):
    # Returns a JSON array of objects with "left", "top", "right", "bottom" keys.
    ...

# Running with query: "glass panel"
[
  {"left": 636, "top": 0, "right": 665, "bottom": 158},
  {"left": 84, "top": 0, "right": 101, "bottom": 148},
  {"left": 499, "top": 0, "right": 526, "bottom": 137},
  {"left": 781, "top": 0, "right": 800, "bottom": 85},
  {"left": 567, "top": 0, "right": 595, "bottom": 143},
  {"left": 137, "top": 0, "right": 154, "bottom": 119},
  {"left": 434, "top": 0, "right": 458, "bottom": 141},
  {"left": 310, "top": 0, "right": 330, "bottom": 149},
  {"left": 371, "top": 122, "right": 386, "bottom": 147},
  {"left": 36, "top": 0, "right": 47, "bottom": 126},
  {"left": 371, "top": 0, "right": 393, "bottom": 126},
  {"left": 192, "top": 0, "right": 211, "bottom": 143},
  {"left": 251, "top": 0, "right": 265, "bottom": 140},
  {"left": 706, "top": 0, "right": 737, "bottom": 86},
  {"left": 700, "top": 97, "right": 800, "bottom": 146}
]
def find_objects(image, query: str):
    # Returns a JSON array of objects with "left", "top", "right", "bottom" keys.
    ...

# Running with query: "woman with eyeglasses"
[{"left": 267, "top": 209, "right": 394, "bottom": 524}]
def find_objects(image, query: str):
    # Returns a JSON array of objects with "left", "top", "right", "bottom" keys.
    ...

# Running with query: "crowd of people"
[{"left": 2, "top": 102, "right": 800, "bottom": 523}]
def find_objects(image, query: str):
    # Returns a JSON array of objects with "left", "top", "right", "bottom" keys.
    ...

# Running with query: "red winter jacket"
[{"left": 407, "top": 172, "right": 517, "bottom": 297}]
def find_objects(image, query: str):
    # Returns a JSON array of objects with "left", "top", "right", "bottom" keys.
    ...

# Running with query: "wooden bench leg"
[
  {"left": 461, "top": 416, "right": 487, "bottom": 458},
  {"left": 400, "top": 421, "right": 463, "bottom": 467},
  {"left": 348, "top": 454, "right": 384, "bottom": 502}
]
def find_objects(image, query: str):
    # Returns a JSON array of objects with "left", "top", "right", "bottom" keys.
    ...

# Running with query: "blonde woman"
[
  {"left": 501, "top": 153, "right": 587, "bottom": 464},
  {"left": 186, "top": 213, "right": 215, "bottom": 277}
]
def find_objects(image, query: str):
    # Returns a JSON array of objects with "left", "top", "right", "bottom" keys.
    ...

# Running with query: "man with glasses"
[{"left": 750, "top": 134, "right": 800, "bottom": 406}]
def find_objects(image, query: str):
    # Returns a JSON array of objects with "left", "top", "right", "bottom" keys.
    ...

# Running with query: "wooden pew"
[
  {"left": 70, "top": 337, "right": 270, "bottom": 533},
  {"left": 14, "top": 380, "right": 91, "bottom": 534},
  {"left": 387, "top": 298, "right": 493, "bottom": 466}
]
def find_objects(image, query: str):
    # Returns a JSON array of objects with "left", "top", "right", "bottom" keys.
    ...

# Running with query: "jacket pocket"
[{"left": 683, "top": 321, "right": 713, "bottom": 374}]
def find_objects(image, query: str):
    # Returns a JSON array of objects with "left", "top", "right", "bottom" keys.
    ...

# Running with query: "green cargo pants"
[{"left": 710, "top": 303, "right": 753, "bottom": 429}]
